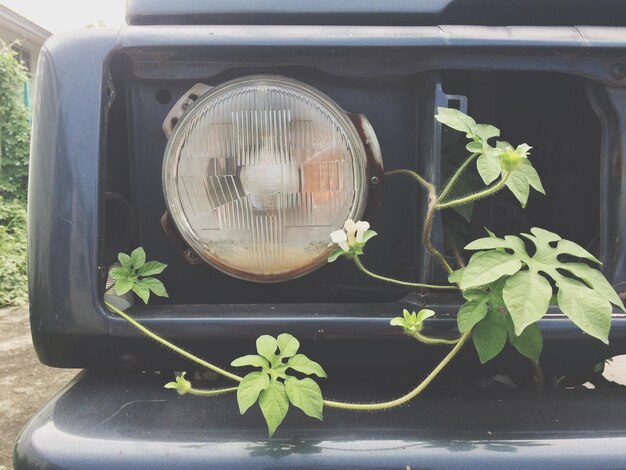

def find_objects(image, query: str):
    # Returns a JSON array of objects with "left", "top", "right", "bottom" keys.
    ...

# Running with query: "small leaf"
[
  {"left": 556, "top": 277, "right": 611, "bottom": 344},
  {"left": 114, "top": 277, "right": 134, "bottom": 296},
  {"left": 508, "top": 320, "right": 543, "bottom": 362},
  {"left": 457, "top": 299, "right": 488, "bottom": 333},
  {"left": 277, "top": 333, "right": 300, "bottom": 358},
  {"left": 130, "top": 247, "right": 146, "bottom": 269},
  {"left": 237, "top": 371, "right": 270, "bottom": 414},
  {"left": 138, "top": 261, "right": 167, "bottom": 276},
  {"left": 390, "top": 317, "right": 406, "bottom": 327},
  {"left": 258, "top": 381, "right": 290, "bottom": 437},
  {"left": 473, "top": 124, "right": 500, "bottom": 141},
  {"left": 472, "top": 309, "right": 508, "bottom": 364},
  {"left": 231, "top": 354, "right": 269, "bottom": 369},
  {"left": 503, "top": 270, "right": 552, "bottom": 335},
  {"left": 476, "top": 154, "right": 501, "bottom": 185},
  {"left": 163, "top": 371, "right": 191, "bottom": 395},
  {"left": 416, "top": 309, "right": 436, "bottom": 323},
  {"left": 141, "top": 277, "right": 169, "bottom": 297},
  {"left": 519, "top": 160, "right": 545, "bottom": 195},
  {"left": 327, "top": 248, "right": 345, "bottom": 263},
  {"left": 465, "top": 236, "right": 513, "bottom": 251},
  {"left": 435, "top": 107, "right": 477, "bottom": 137},
  {"left": 466, "top": 141, "right": 483, "bottom": 153},
  {"left": 118, "top": 253, "right": 132, "bottom": 270},
  {"left": 284, "top": 377, "right": 323, "bottom": 420},
  {"left": 287, "top": 354, "right": 327, "bottom": 378},
  {"left": 505, "top": 171, "right": 530, "bottom": 208},
  {"left": 360, "top": 230, "right": 378, "bottom": 244},
  {"left": 256, "top": 335, "right": 278, "bottom": 360},
  {"left": 460, "top": 251, "right": 523, "bottom": 289},
  {"left": 132, "top": 282, "right": 150, "bottom": 304}
]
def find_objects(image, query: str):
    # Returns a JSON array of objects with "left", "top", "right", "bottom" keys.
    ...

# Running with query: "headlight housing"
[{"left": 162, "top": 76, "right": 376, "bottom": 282}]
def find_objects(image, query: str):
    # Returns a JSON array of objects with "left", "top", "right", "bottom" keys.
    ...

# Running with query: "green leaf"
[
  {"left": 466, "top": 141, "right": 483, "bottom": 153},
  {"left": 130, "top": 247, "right": 146, "bottom": 269},
  {"left": 360, "top": 230, "right": 378, "bottom": 244},
  {"left": 556, "top": 239, "right": 601, "bottom": 264},
  {"left": 277, "top": 333, "right": 300, "bottom": 359},
  {"left": 507, "top": 320, "right": 543, "bottom": 361},
  {"left": 448, "top": 268, "right": 464, "bottom": 284},
  {"left": 284, "top": 377, "right": 323, "bottom": 420},
  {"left": 472, "top": 309, "right": 508, "bottom": 363},
  {"left": 258, "top": 381, "right": 290, "bottom": 437},
  {"left": 505, "top": 171, "right": 530, "bottom": 208},
  {"left": 327, "top": 248, "right": 345, "bottom": 263},
  {"left": 110, "top": 266, "right": 130, "bottom": 280},
  {"left": 163, "top": 372, "right": 191, "bottom": 395},
  {"left": 560, "top": 262, "right": 624, "bottom": 311},
  {"left": 256, "top": 335, "right": 278, "bottom": 360},
  {"left": 390, "top": 317, "right": 405, "bottom": 327},
  {"left": 286, "top": 354, "right": 327, "bottom": 378},
  {"left": 460, "top": 251, "right": 523, "bottom": 289},
  {"left": 465, "top": 236, "right": 514, "bottom": 251},
  {"left": 474, "top": 124, "right": 500, "bottom": 141},
  {"left": 519, "top": 160, "right": 545, "bottom": 195},
  {"left": 503, "top": 270, "right": 552, "bottom": 335},
  {"left": 132, "top": 282, "right": 150, "bottom": 304},
  {"left": 141, "top": 277, "right": 169, "bottom": 297},
  {"left": 114, "top": 277, "right": 134, "bottom": 296},
  {"left": 118, "top": 253, "right": 132, "bottom": 270},
  {"left": 237, "top": 371, "right": 270, "bottom": 414},
  {"left": 416, "top": 309, "right": 436, "bottom": 323},
  {"left": 435, "top": 107, "right": 477, "bottom": 137},
  {"left": 231, "top": 354, "right": 269, "bottom": 369},
  {"left": 556, "top": 276, "right": 611, "bottom": 344},
  {"left": 476, "top": 154, "right": 501, "bottom": 185},
  {"left": 138, "top": 261, "right": 167, "bottom": 276},
  {"left": 457, "top": 299, "right": 488, "bottom": 333}
]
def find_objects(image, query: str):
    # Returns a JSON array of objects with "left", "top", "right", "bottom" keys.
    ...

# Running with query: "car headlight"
[{"left": 162, "top": 75, "right": 378, "bottom": 282}]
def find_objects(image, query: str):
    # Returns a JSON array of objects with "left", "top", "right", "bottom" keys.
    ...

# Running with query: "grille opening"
[{"left": 437, "top": 72, "right": 601, "bottom": 270}]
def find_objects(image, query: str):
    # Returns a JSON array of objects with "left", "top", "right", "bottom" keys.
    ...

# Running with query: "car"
[{"left": 14, "top": 0, "right": 626, "bottom": 468}]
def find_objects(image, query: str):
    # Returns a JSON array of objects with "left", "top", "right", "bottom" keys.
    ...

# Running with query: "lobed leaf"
[
  {"left": 284, "top": 377, "right": 324, "bottom": 420},
  {"left": 256, "top": 335, "right": 278, "bottom": 360},
  {"left": 237, "top": 371, "right": 271, "bottom": 415},
  {"left": 277, "top": 333, "right": 300, "bottom": 359},
  {"left": 286, "top": 354, "right": 327, "bottom": 378},
  {"left": 130, "top": 247, "right": 146, "bottom": 269},
  {"left": 231, "top": 354, "right": 269, "bottom": 369},
  {"left": 258, "top": 381, "right": 290, "bottom": 437}
]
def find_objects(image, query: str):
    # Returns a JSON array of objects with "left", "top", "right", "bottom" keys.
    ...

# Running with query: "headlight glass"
[{"left": 163, "top": 76, "right": 369, "bottom": 282}]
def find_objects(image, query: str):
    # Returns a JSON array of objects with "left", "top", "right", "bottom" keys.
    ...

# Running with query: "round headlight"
[{"left": 163, "top": 76, "right": 370, "bottom": 282}]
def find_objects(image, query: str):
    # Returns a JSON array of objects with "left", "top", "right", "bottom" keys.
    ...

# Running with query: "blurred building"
[{"left": 0, "top": 3, "right": 51, "bottom": 106}]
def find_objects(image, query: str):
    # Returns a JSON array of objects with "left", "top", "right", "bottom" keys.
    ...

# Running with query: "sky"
[{"left": 2, "top": 0, "right": 126, "bottom": 33}]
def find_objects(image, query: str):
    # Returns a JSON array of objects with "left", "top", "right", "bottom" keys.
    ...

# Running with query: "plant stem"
[
  {"left": 323, "top": 331, "right": 471, "bottom": 410},
  {"left": 188, "top": 386, "right": 238, "bottom": 396},
  {"left": 412, "top": 331, "right": 461, "bottom": 345},
  {"left": 353, "top": 256, "right": 458, "bottom": 291},
  {"left": 435, "top": 173, "right": 510, "bottom": 210},
  {"left": 385, "top": 169, "right": 435, "bottom": 194},
  {"left": 437, "top": 153, "right": 479, "bottom": 202},
  {"left": 105, "top": 301, "right": 242, "bottom": 383},
  {"left": 531, "top": 359, "right": 545, "bottom": 389},
  {"left": 422, "top": 195, "right": 454, "bottom": 274}
]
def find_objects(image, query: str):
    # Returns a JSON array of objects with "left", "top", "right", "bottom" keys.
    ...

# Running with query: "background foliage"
[{"left": 0, "top": 46, "right": 30, "bottom": 305}]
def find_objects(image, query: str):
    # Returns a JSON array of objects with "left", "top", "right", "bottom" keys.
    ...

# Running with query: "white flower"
[
  {"left": 355, "top": 221, "right": 370, "bottom": 243},
  {"left": 330, "top": 229, "right": 350, "bottom": 252},
  {"left": 343, "top": 219, "right": 357, "bottom": 246}
]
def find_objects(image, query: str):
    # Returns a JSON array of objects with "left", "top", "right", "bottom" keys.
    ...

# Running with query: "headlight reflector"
[{"left": 163, "top": 76, "right": 370, "bottom": 282}]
